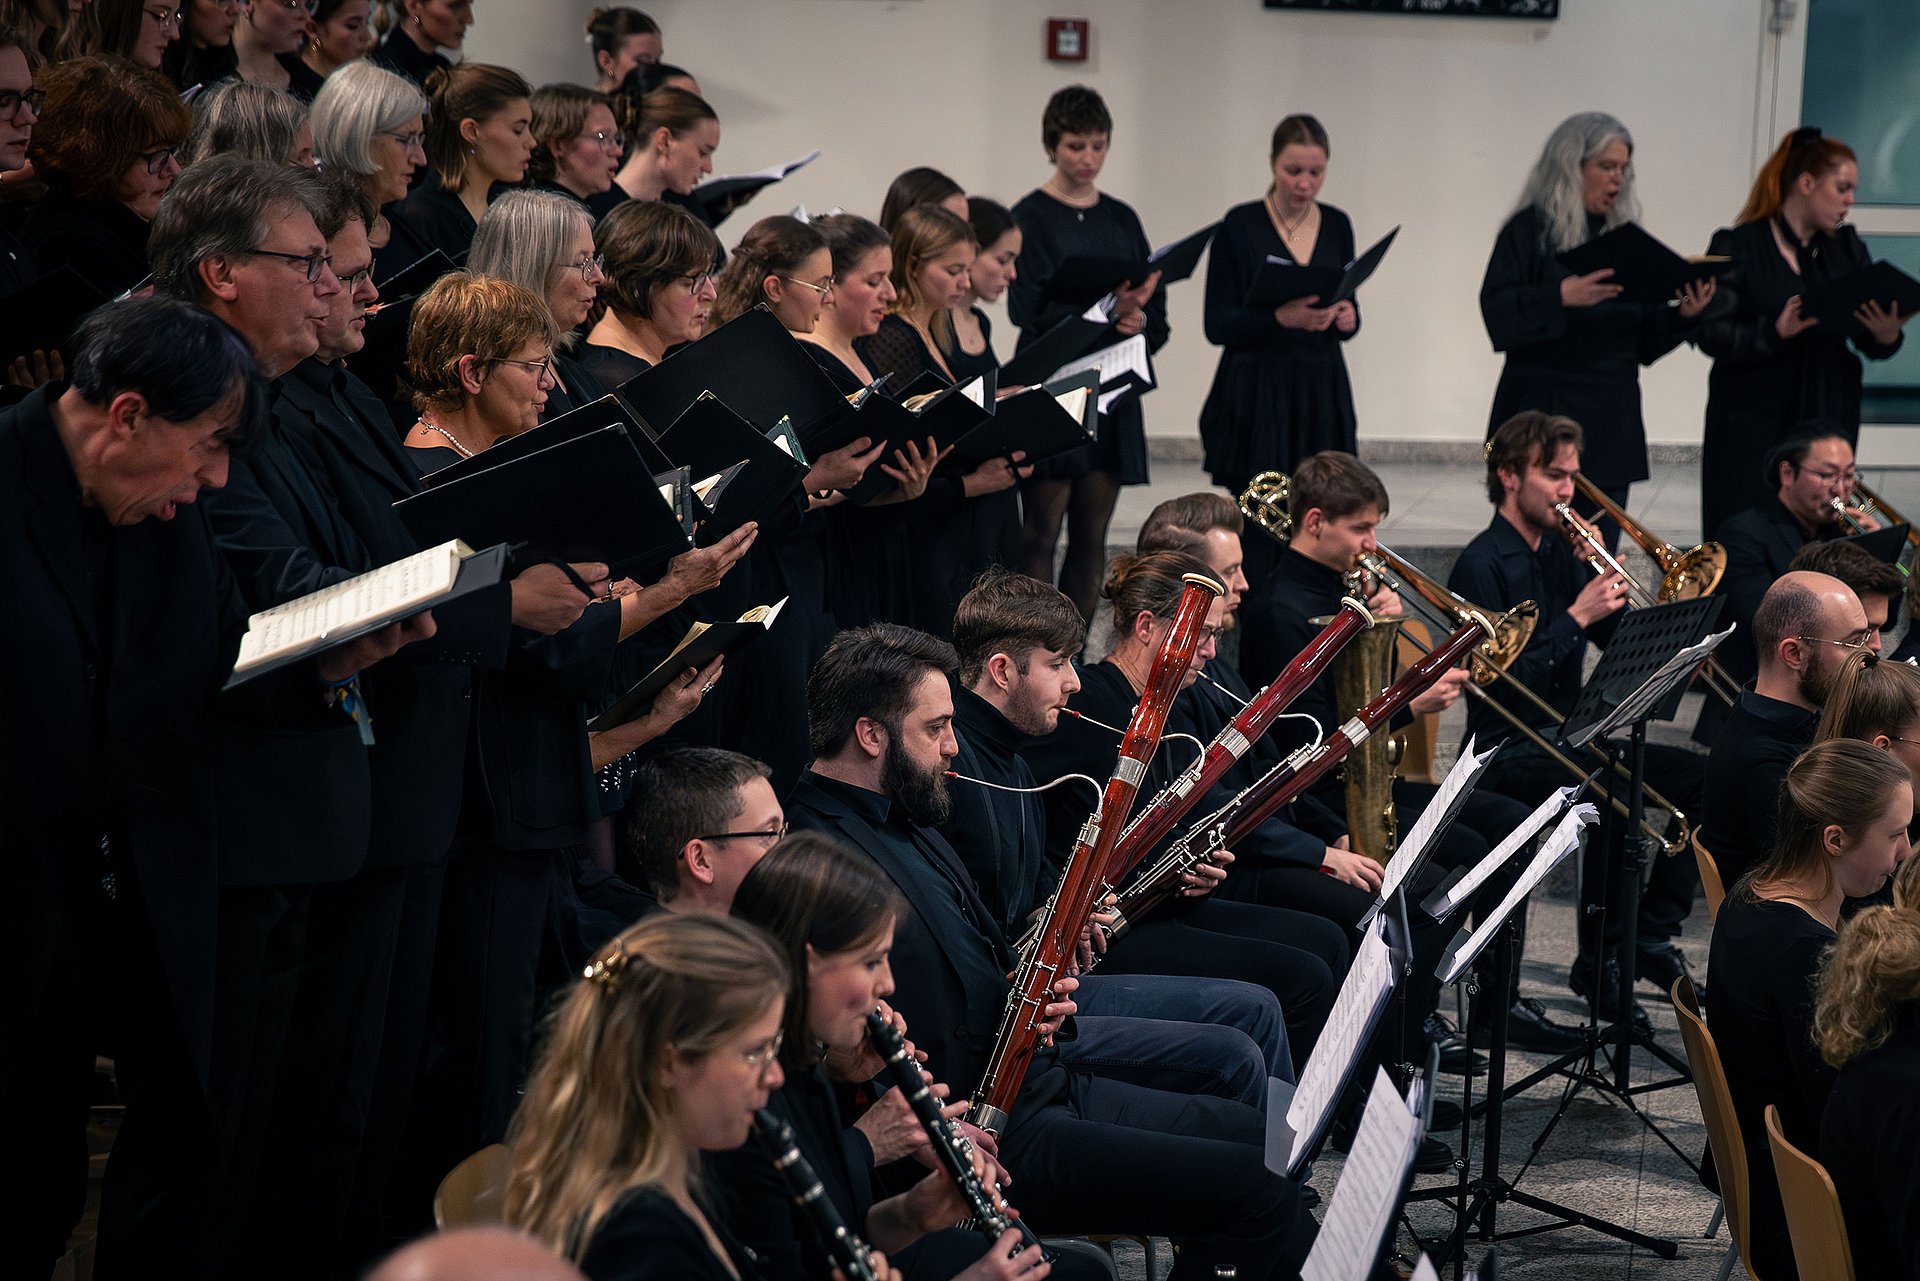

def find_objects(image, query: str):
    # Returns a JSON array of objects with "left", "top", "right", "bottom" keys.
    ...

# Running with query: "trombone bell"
[
  {"left": 1659, "top": 542, "right": 1727, "bottom": 601},
  {"left": 1238, "top": 472, "right": 1294, "bottom": 543}
]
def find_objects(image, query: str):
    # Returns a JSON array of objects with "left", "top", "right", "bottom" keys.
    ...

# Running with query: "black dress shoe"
[
  {"left": 1331, "top": 1118, "right": 1455, "bottom": 1174},
  {"left": 1429, "top": 1098, "right": 1463, "bottom": 1131},
  {"left": 1469, "top": 997, "right": 1587, "bottom": 1053},
  {"left": 1425, "top": 1012, "right": 1488, "bottom": 1076},
  {"left": 1569, "top": 958, "right": 1654, "bottom": 1035},
  {"left": 1636, "top": 945, "right": 1700, "bottom": 1003}
]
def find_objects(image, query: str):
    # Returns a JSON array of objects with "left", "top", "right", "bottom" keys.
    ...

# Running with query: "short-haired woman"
[
  {"left": 578, "top": 199, "right": 720, "bottom": 387},
  {"left": 402, "top": 272, "right": 558, "bottom": 462},
  {"left": 23, "top": 55, "right": 191, "bottom": 296},
  {"left": 1697, "top": 129, "right": 1914, "bottom": 537},
  {"left": 529, "top": 82, "right": 623, "bottom": 215},
  {"left": 309, "top": 58, "right": 428, "bottom": 276},
  {"left": 388, "top": 62, "right": 533, "bottom": 264},
  {"left": 469, "top": 189, "right": 609, "bottom": 419},
  {"left": 182, "top": 79, "right": 313, "bottom": 168},
  {"left": 1708, "top": 738, "right": 1913, "bottom": 1280}
]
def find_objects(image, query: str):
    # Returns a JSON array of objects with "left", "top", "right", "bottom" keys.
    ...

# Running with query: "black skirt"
[{"left": 1199, "top": 347, "right": 1356, "bottom": 492}]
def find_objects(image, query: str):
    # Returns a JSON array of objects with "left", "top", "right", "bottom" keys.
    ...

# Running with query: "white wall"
[{"left": 466, "top": 0, "right": 1770, "bottom": 447}]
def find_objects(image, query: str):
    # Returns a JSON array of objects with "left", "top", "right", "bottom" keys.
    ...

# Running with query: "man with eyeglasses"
[
  {"left": 1713, "top": 430, "right": 1883, "bottom": 699},
  {"left": 1703, "top": 570, "right": 1881, "bottom": 893},
  {"left": 0, "top": 31, "right": 39, "bottom": 296},
  {"left": 627, "top": 747, "right": 789, "bottom": 919}
]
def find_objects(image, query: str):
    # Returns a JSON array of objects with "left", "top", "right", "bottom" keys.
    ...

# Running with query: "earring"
[{"left": 468, "top": 145, "right": 476, "bottom": 156}]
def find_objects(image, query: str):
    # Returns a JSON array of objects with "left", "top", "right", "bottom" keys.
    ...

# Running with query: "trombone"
[
  {"left": 1830, "top": 495, "right": 1914, "bottom": 579},
  {"left": 1554, "top": 503, "right": 1743, "bottom": 705},
  {"left": 1847, "top": 480, "right": 1920, "bottom": 553},
  {"left": 1573, "top": 475, "right": 1727, "bottom": 600}
]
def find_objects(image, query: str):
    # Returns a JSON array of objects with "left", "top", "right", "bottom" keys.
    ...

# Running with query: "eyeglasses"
[
  {"left": 777, "top": 275, "right": 833, "bottom": 297},
  {"left": 248, "top": 247, "right": 334, "bottom": 282},
  {"left": 381, "top": 130, "right": 426, "bottom": 152},
  {"left": 579, "top": 128, "right": 624, "bottom": 150},
  {"left": 739, "top": 1029, "right": 785, "bottom": 1070},
  {"left": 338, "top": 264, "right": 375, "bottom": 290},
  {"left": 1799, "top": 466, "right": 1860, "bottom": 484},
  {"left": 693, "top": 821, "right": 788, "bottom": 847},
  {"left": 678, "top": 270, "right": 718, "bottom": 293},
  {"left": 0, "top": 88, "right": 46, "bottom": 117},
  {"left": 142, "top": 5, "right": 183, "bottom": 27},
  {"left": 1795, "top": 629, "right": 1879, "bottom": 651},
  {"left": 137, "top": 145, "right": 180, "bottom": 175},
  {"left": 564, "top": 253, "right": 605, "bottom": 283},
  {"left": 495, "top": 355, "right": 554, "bottom": 380}
]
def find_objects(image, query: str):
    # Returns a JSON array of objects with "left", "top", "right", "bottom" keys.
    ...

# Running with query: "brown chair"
[
  {"left": 1692, "top": 831, "right": 1727, "bottom": 920},
  {"left": 435, "top": 1143, "right": 512, "bottom": 1228},
  {"left": 1764, "top": 1104, "right": 1856, "bottom": 1281},
  {"left": 1672, "top": 975, "right": 1756, "bottom": 1281}
]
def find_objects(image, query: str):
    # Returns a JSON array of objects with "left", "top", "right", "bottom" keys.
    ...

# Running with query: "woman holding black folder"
[
  {"left": 1480, "top": 112, "right": 1713, "bottom": 549},
  {"left": 1697, "top": 127, "right": 1910, "bottom": 537},
  {"left": 1198, "top": 114, "right": 1358, "bottom": 509},
  {"left": 469, "top": 189, "right": 609, "bottom": 419},
  {"left": 580, "top": 198, "right": 720, "bottom": 387},
  {"left": 1010, "top": 85, "right": 1164, "bottom": 620}
]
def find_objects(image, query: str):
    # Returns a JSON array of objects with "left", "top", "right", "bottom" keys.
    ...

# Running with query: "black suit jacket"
[{"left": 1713, "top": 495, "right": 1832, "bottom": 685}]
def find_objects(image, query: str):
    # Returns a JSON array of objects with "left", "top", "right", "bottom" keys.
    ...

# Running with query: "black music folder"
[
  {"left": 419, "top": 395, "right": 673, "bottom": 486},
  {"left": 1555, "top": 222, "right": 1730, "bottom": 306},
  {"left": 1244, "top": 225, "right": 1399, "bottom": 310},
  {"left": 356, "top": 250, "right": 462, "bottom": 402},
  {"left": 588, "top": 599, "right": 788, "bottom": 731},
  {"left": 1836, "top": 522, "right": 1911, "bottom": 564},
  {"left": 0, "top": 267, "right": 110, "bottom": 365},
  {"left": 1000, "top": 312, "right": 1114, "bottom": 387},
  {"left": 614, "top": 306, "right": 846, "bottom": 443},
  {"left": 691, "top": 148, "right": 819, "bottom": 204},
  {"left": 841, "top": 376, "right": 993, "bottom": 502},
  {"left": 393, "top": 426, "right": 692, "bottom": 575},
  {"left": 1042, "top": 222, "right": 1220, "bottom": 305},
  {"left": 941, "top": 370, "right": 1099, "bottom": 472},
  {"left": 655, "top": 393, "right": 809, "bottom": 543},
  {"left": 1801, "top": 259, "right": 1920, "bottom": 333}
]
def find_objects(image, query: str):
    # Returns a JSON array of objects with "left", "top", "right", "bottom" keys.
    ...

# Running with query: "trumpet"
[
  {"left": 1360, "top": 546, "right": 1692, "bottom": 856},
  {"left": 1847, "top": 480, "right": 1920, "bottom": 552},
  {"left": 1555, "top": 503, "right": 1742, "bottom": 704},
  {"left": 1573, "top": 475, "right": 1727, "bottom": 600}
]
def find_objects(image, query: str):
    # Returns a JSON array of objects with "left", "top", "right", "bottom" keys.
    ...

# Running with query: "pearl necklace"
[{"left": 418, "top": 418, "right": 475, "bottom": 458}]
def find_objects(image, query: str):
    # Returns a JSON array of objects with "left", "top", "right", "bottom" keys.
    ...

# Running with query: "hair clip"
[
  {"left": 1482, "top": 440, "right": 1495, "bottom": 462},
  {"left": 1791, "top": 125, "right": 1823, "bottom": 148},
  {"left": 1863, "top": 650, "right": 1881, "bottom": 668},
  {"left": 584, "top": 946, "right": 629, "bottom": 992}
]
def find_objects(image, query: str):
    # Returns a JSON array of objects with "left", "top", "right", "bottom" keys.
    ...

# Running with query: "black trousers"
[
  {"left": 97, "top": 882, "right": 310, "bottom": 1280},
  {"left": 1000, "top": 1074, "right": 1316, "bottom": 1280}
]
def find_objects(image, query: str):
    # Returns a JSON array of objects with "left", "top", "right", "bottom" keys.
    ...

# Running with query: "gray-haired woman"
[
  {"left": 469, "top": 188, "right": 609, "bottom": 418},
  {"left": 309, "top": 57, "right": 427, "bottom": 278},
  {"left": 1479, "top": 110, "right": 1715, "bottom": 549}
]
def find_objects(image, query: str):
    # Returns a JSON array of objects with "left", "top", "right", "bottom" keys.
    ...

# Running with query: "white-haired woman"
[
  {"left": 1479, "top": 111, "right": 1715, "bottom": 548},
  {"left": 309, "top": 57, "right": 428, "bottom": 278},
  {"left": 469, "top": 188, "right": 610, "bottom": 418}
]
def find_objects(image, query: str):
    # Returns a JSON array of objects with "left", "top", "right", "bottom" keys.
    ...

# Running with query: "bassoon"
[
  {"left": 966, "top": 572, "right": 1220, "bottom": 1136},
  {"left": 1107, "top": 615, "right": 1487, "bottom": 938}
]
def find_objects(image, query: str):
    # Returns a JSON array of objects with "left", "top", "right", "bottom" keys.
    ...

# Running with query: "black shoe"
[
  {"left": 1470, "top": 997, "right": 1587, "bottom": 1054},
  {"left": 1425, "top": 1012, "right": 1488, "bottom": 1077},
  {"left": 1636, "top": 945, "right": 1700, "bottom": 1003},
  {"left": 1429, "top": 1098, "right": 1463, "bottom": 1131},
  {"left": 1330, "top": 1119, "right": 1455, "bottom": 1175},
  {"left": 1569, "top": 958, "right": 1654, "bottom": 1036}
]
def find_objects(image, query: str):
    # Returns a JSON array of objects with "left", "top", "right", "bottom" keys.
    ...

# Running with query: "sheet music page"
[
  {"left": 1411, "top": 1255, "right": 1442, "bottom": 1281},
  {"left": 960, "top": 376, "right": 988, "bottom": 408},
  {"left": 1286, "top": 924, "right": 1398, "bottom": 1172},
  {"left": 1302, "top": 1066, "right": 1421, "bottom": 1281},
  {"left": 1048, "top": 332, "right": 1151, "bottom": 389},
  {"left": 1439, "top": 805, "right": 1596, "bottom": 983},
  {"left": 234, "top": 540, "right": 463, "bottom": 673},
  {"left": 1434, "top": 786, "right": 1576, "bottom": 918},
  {"left": 1594, "top": 623, "right": 1736, "bottom": 739},
  {"left": 1377, "top": 736, "right": 1492, "bottom": 905},
  {"left": 1096, "top": 386, "right": 1134, "bottom": 415},
  {"left": 1053, "top": 385, "right": 1093, "bottom": 423}
]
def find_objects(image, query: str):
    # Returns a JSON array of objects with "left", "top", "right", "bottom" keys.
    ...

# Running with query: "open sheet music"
[
  {"left": 1048, "top": 332, "right": 1152, "bottom": 391},
  {"left": 1572, "top": 623, "right": 1735, "bottom": 748},
  {"left": 1284, "top": 922, "right": 1398, "bottom": 1174},
  {"left": 227, "top": 540, "right": 505, "bottom": 687},
  {"left": 692, "top": 148, "right": 820, "bottom": 201},
  {"left": 1425, "top": 786, "right": 1576, "bottom": 922},
  {"left": 1361, "top": 736, "right": 1493, "bottom": 926},
  {"left": 1439, "top": 804, "right": 1596, "bottom": 984},
  {"left": 1302, "top": 1067, "right": 1423, "bottom": 1281}
]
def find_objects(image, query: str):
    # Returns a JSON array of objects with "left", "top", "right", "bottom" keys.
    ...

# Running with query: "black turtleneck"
[{"left": 940, "top": 683, "right": 1057, "bottom": 937}]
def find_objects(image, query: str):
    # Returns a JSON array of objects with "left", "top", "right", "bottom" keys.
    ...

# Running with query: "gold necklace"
[
  {"left": 418, "top": 418, "right": 474, "bottom": 458},
  {"left": 1269, "top": 192, "right": 1314, "bottom": 242}
]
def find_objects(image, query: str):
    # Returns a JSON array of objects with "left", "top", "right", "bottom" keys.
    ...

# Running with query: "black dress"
[
  {"left": 1199, "top": 198, "right": 1358, "bottom": 491},
  {"left": 1479, "top": 206, "right": 1693, "bottom": 493},
  {"left": 1705, "top": 894, "right": 1838, "bottom": 1281},
  {"left": 20, "top": 191, "right": 152, "bottom": 298},
  {"left": 575, "top": 343, "right": 651, "bottom": 392},
  {"left": 1695, "top": 218, "right": 1902, "bottom": 537},
  {"left": 546, "top": 352, "right": 607, "bottom": 421},
  {"left": 580, "top": 1185, "right": 765, "bottom": 1281},
  {"left": 387, "top": 183, "right": 478, "bottom": 268},
  {"left": 1821, "top": 1012, "right": 1920, "bottom": 1281},
  {"left": 1008, "top": 190, "right": 1164, "bottom": 485},
  {"left": 938, "top": 307, "right": 1021, "bottom": 615},
  {"left": 805, "top": 341, "right": 915, "bottom": 633}
]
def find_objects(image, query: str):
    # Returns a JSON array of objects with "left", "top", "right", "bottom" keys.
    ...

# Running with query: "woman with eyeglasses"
[
  {"left": 230, "top": 0, "right": 325, "bottom": 99},
  {"left": 579, "top": 199, "right": 720, "bottom": 387},
  {"left": 22, "top": 56, "right": 190, "bottom": 296},
  {"left": 469, "top": 189, "right": 610, "bottom": 420},
  {"left": 90, "top": 0, "right": 180, "bottom": 69},
  {"left": 389, "top": 62, "right": 534, "bottom": 266},
  {"left": 530, "top": 83, "right": 625, "bottom": 218},
  {"left": 0, "top": 31, "right": 38, "bottom": 299},
  {"left": 719, "top": 835, "right": 1054, "bottom": 1281},
  {"left": 369, "top": 0, "right": 467, "bottom": 92},
  {"left": 302, "top": 0, "right": 373, "bottom": 77},
  {"left": 1708, "top": 738, "right": 1913, "bottom": 1281},
  {"left": 402, "top": 272, "right": 559, "bottom": 463},
  {"left": 309, "top": 58, "right": 428, "bottom": 278}
]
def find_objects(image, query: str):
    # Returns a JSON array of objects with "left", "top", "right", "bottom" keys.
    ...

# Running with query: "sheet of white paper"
[
  {"left": 235, "top": 540, "right": 464, "bottom": 672},
  {"left": 693, "top": 147, "right": 820, "bottom": 194},
  {"left": 1302, "top": 1067, "right": 1422, "bottom": 1281},
  {"left": 1439, "top": 805, "right": 1597, "bottom": 984},
  {"left": 1286, "top": 924, "right": 1398, "bottom": 1172},
  {"left": 1572, "top": 623, "right": 1736, "bottom": 747},
  {"left": 1376, "top": 735, "right": 1492, "bottom": 907},
  {"left": 1096, "top": 386, "right": 1134, "bottom": 415},
  {"left": 1049, "top": 332, "right": 1152, "bottom": 391},
  {"left": 960, "top": 376, "right": 988, "bottom": 408},
  {"left": 1081, "top": 297, "right": 1116, "bottom": 322},
  {"left": 1433, "top": 786, "right": 1576, "bottom": 919},
  {"left": 1054, "top": 385, "right": 1093, "bottom": 423}
]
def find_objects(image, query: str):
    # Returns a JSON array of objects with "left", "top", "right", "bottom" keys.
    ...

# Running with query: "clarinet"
[
  {"left": 1107, "top": 616, "right": 1489, "bottom": 937},
  {"left": 966, "top": 573, "right": 1220, "bottom": 1136},
  {"left": 863, "top": 1011, "right": 1048, "bottom": 1258},
  {"left": 749, "top": 1108, "right": 881, "bottom": 1281}
]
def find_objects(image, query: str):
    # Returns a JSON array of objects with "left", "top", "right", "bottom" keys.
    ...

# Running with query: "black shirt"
[
  {"left": 368, "top": 23, "right": 448, "bottom": 91},
  {"left": 580, "top": 1186, "right": 765, "bottom": 1281},
  {"left": 20, "top": 191, "right": 152, "bottom": 298},
  {"left": 1700, "top": 687, "right": 1818, "bottom": 890},
  {"left": 940, "top": 684, "right": 1058, "bottom": 937},
  {"left": 387, "top": 182, "right": 477, "bottom": 267},
  {"left": 1712, "top": 494, "right": 1835, "bottom": 686},
  {"left": 1821, "top": 1012, "right": 1920, "bottom": 1281}
]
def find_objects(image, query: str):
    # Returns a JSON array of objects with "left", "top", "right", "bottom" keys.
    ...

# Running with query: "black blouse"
[
  {"left": 579, "top": 1186, "right": 765, "bottom": 1281},
  {"left": 387, "top": 183, "right": 477, "bottom": 268},
  {"left": 368, "top": 23, "right": 448, "bottom": 91},
  {"left": 1821, "top": 1013, "right": 1920, "bottom": 1281},
  {"left": 20, "top": 191, "right": 152, "bottom": 298}
]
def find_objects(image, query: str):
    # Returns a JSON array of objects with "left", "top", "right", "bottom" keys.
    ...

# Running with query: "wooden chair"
[
  {"left": 1692, "top": 830, "right": 1727, "bottom": 921},
  {"left": 1672, "top": 975, "right": 1756, "bottom": 1281},
  {"left": 1764, "top": 1104, "right": 1856, "bottom": 1281},
  {"left": 434, "top": 1143, "right": 512, "bottom": 1228}
]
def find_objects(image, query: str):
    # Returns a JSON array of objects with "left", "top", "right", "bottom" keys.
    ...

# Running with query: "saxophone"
[{"left": 1329, "top": 565, "right": 1401, "bottom": 865}]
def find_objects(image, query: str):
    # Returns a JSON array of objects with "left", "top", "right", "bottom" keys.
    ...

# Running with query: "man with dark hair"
[
  {"left": 1702, "top": 571, "right": 1879, "bottom": 889},
  {"left": 786, "top": 624, "right": 1316, "bottom": 1275},
  {"left": 1135, "top": 491, "right": 1251, "bottom": 603},
  {"left": 1452, "top": 410, "right": 1708, "bottom": 1019},
  {"left": 1789, "top": 538, "right": 1905, "bottom": 639},
  {"left": 627, "top": 747, "right": 781, "bottom": 914},
  {"left": 1714, "top": 431, "right": 1882, "bottom": 691}
]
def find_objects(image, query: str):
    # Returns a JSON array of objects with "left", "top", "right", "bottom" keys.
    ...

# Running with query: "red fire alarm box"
[{"left": 1046, "top": 18, "right": 1088, "bottom": 62}]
